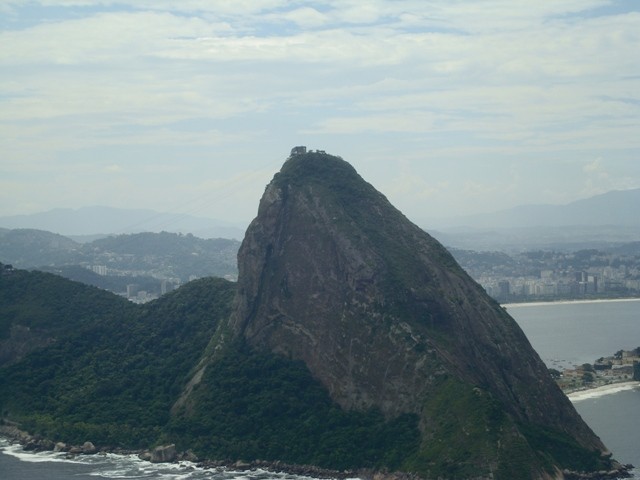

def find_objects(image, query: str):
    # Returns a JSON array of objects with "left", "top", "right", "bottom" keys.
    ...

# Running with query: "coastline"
[
  {"left": 0, "top": 424, "right": 370, "bottom": 480},
  {"left": 1, "top": 423, "right": 633, "bottom": 480},
  {"left": 567, "top": 381, "right": 640, "bottom": 402},
  {"left": 502, "top": 297, "right": 640, "bottom": 308}
]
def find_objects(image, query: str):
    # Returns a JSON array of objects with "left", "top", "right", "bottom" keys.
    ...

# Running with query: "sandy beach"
[
  {"left": 503, "top": 298, "right": 640, "bottom": 308},
  {"left": 567, "top": 381, "right": 640, "bottom": 402}
]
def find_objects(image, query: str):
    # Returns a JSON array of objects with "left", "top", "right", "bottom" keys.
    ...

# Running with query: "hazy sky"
[{"left": 2, "top": 1, "right": 639, "bottom": 227}]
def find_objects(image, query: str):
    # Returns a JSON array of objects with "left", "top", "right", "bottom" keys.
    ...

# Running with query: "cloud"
[
  {"left": 103, "top": 164, "right": 124, "bottom": 173},
  {"left": 1, "top": 1, "right": 639, "bottom": 220},
  {"left": 578, "top": 158, "right": 640, "bottom": 198},
  {"left": 583, "top": 159, "right": 603, "bottom": 174},
  {"left": 275, "top": 7, "right": 329, "bottom": 28},
  {"left": 387, "top": 174, "right": 450, "bottom": 201},
  {"left": 581, "top": 158, "right": 611, "bottom": 194},
  {"left": 309, "top": 111, "right": 439, "bottom": 134},
  {"left": 0, "top": 11, "right": 232, "bottom": 65}
]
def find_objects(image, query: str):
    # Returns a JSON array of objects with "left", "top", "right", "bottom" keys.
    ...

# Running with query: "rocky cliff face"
[{"left": 200, "top": 152, "right": 619, "bottom": 478}]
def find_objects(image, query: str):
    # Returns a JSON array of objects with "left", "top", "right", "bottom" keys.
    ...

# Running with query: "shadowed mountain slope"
[
  {"left": 0, "top": 152, "right": 627, "bottom": 479},
  {"left": 183, "top": 152, "right": 621, "bottom": 479}
]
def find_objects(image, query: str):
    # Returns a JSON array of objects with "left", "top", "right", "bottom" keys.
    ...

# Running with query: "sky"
[{"left": 1, "top": 0, "right": 640, "bottom": 228}]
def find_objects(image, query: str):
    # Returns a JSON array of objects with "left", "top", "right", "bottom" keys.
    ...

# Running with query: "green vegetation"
[
  {"left": 0, "top": 266, "right": 135, "bottom": 341},
  {"left": 0, "top": 230, "right": 240, "bottom": 292},
  {"left": 405, "top": 377, "right": 509, "bottom": 479},
  {"left": 170, "top": 341, "right": 421, "bottom": 470},
  {"left": 0, "top": 142, "right": 621, "bottom": 480},
  {"left": 88, "top": 232, "right": 239, "bottom": 281},
  {"left": 520, "top": 424, "right": 610, "bottom": 473},
  {"left": 401, "top": 376, "right": 611, "bottom": 480},
  {"left": 39, "top": 264, "right": 163, "bottom": 297},
  {"left": 0, "top": 266, "right": 234, "bottom": 448},
  {"left": 1, "top": 265, "right": 420, "bottom": 472}
]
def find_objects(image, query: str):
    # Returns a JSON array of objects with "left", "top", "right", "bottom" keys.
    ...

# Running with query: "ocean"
[
  {"left": 506, "top": 299, "right": 640, "bottom": 371},
  {"left": 1, "top": 299, "right": 639, "bottom": 479},
  {"left": 508, "top": 299, "right": 640, "bottom": 476}
]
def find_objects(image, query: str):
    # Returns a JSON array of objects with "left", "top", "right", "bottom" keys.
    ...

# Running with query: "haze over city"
[{"left": 2, "top": 1, "right": 639, "bottom": 226}]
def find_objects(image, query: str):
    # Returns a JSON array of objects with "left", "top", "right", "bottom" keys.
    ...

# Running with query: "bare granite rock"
[
  {"left": 150, "top": 444, "right": 177, "bottom": 463},
  {"left": 179, "top": 152, "right": 627, "bottom": 479}
]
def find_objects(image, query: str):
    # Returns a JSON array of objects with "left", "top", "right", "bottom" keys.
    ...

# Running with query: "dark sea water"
[
  {"left": 571, "top": 387, "right": 640, "bottom": 471},
  {"left": 2, "top": 299, "right": 639, "bottom": 479},
  {"left": 507, "top": 299, "right": 640, "bottom": 371},
  {"left": 508, "top": 299, "right": 640, "bottom": 477}
]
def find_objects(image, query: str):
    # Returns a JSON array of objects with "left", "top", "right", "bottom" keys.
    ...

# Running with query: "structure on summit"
[
  {"left": 289, "top": 145, "right": 307, "bottom": 156},
  {"left": 1, "top": 148, "right": 630, "bottom": 480},
  {"left": 178, "top": 149, "right": 627, "bottom": 480}
]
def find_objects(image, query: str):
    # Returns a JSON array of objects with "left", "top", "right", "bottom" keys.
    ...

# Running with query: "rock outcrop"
[
  {"left": 186, "top": 152, "right": 624, "bottom": 478},
  {"left": 150, "top": 444, "right": 178, "bottom": 463}
]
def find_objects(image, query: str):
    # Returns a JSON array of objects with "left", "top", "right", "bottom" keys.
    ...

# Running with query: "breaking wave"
[{"left": 0, "top": 439, "right": 337, "bottom": 480}]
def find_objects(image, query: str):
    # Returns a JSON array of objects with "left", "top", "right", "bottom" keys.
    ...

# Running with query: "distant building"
[
  {"left": 498, "top": 280, "right": 510, "bottom": 298},
  {"left": 535, "top": 283, "right": 556, "bottom": 296},
  {"left": 290, "top": 146, "right": 307, "bottom": 156},
  {"left": 161, "top": 280, "right": 173, "bottom": 295},
  {"left": 540, "top": 270, "right": 553, "bottom": 280},
  {"left": 92, "top": 265, "right": 108, "bottom": 276},
  {"left": 0, "top": 264, "right": 14, "bottom": 275},
  {"left": 126, "top": 284, "right": 139, "bottom": 298}
]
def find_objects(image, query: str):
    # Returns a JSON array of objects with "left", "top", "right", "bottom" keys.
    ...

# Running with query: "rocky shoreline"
[
  {"left": 0, "top": 422, "right": 372, "bottom": 480},
  {"left": 0, "top": 422, "right": 632, "bottom": 480}
]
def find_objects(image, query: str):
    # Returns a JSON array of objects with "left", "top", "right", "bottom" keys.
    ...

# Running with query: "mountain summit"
[{"left": 183, "top": 151, "right": 620, "bottom": 479}]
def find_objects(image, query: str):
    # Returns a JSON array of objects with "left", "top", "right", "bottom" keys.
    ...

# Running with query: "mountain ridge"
[
  {"left": 0, "top": 152, "right": 631, "bottom": 479},
  {"left": 426, "top": 188, "right": 640, "bottom": 230},
  {"left": 0, "top": 265, "right": 235, "bottom": 446},
  {"left": 0, "top": 229, "right": 239, "bottom": 291},
  {"left": 178, "top": 152, "right": 620, "bottom": 478},
  {"left": 0, "top": 206, "right": 246, "bottom": 240},
  {"left": 3, "top": 187, "right": 638, "bottom": 241}
]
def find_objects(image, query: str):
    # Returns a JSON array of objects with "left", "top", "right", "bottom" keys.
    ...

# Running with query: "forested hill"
[
  {"left": 0, "top": 229, "right": 240, "bottom": 286},
  {"left": 0, "top": 264, "right": 136, "bottom": 366},
  {"left": 0, "top": 153, "right": 629, "bottom": 479},
  {"left": 0, "top": 263, "right": 236, "bottom": 447},
  {"left": 0, "top": 263, "right": 423, "bottom": 473}
]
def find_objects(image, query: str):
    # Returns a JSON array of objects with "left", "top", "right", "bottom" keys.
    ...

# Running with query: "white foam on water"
[
  {"left": 0, "top": 442, "right": 85, "bottom": 464},
  {"left": 86, "top": 455, "right": 201, "bottom": 479},
  {"left": 1, "top": 439, "right": 352, "bottom": 480}
]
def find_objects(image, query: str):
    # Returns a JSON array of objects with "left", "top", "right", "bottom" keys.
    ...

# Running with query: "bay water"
[
  {"left": 508, "top": 299, "right": 640, "bottom": 476},
  {"left": 2, "top": 299, "right": 639, "bottom": 479}
]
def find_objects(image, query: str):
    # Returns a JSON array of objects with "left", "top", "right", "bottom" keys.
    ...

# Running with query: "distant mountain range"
[
  {"left": 0, "top": 229, "right": 240, "bottom": 296},
  {"left": 427, "top": 188, "right": 640, "bottom": 230},
  {"left": 424, "top": 188, "right": 640, "bottom": 251},
  {"left": 0, "top": 206, "right": 247, "bottom": 240},
  {"left": 1, "top": 189, "right": 638, "bottom": 251},
  {"left": 2, "top": 151, "right": 617, "bottom": 479}
]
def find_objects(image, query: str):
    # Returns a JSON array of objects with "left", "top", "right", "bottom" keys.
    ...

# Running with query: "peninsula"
[
  {"left": 0, "top": 151, "right": 632, "bottom": 480},
  {"left": 557, "top": 348, "right": 640, "bottom": 396}
]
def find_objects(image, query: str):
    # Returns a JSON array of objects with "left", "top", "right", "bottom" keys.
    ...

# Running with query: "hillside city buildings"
[{"left": 465, "top": 250, "right": 640, "bottom": 302}]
